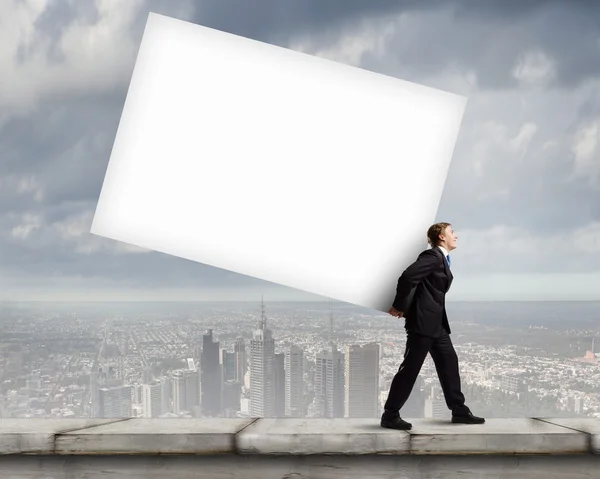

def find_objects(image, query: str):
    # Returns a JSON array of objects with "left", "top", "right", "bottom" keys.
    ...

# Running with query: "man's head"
[{"left": 427, "top": 222, "right": 457, "bottom": 252}]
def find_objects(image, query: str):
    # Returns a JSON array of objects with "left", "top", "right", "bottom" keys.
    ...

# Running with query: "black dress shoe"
[
  {"left": 381, "top": 414, "right": 412, "bottom": 430},
  {"left": 451, "top": 412, "right": 485, "bottom": 424}
]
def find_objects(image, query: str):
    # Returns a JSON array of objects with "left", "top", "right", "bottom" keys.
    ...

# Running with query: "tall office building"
[
  {"left": 98, "top": 385, "right": 133, "bottom": 418},
  {"left": 274, "top": 353, "right": 286, "bottom": 417},
  {"left": 221, "top": 350, "right": 236, "bottom": 382},
  {"left": 234, "top": 338, "right": 247, "bottom": 383},
  {"left": 159, "top": 375, "right": 172, "bottom": 413},
  {"left": 314, "top": 303, "right": 345, "bottom": 418},
  {"left": 172, "top": 369, "right": 201, "bottom": 415},
  {"left": 345, "top": 343, "right": 380, "bottom": 418},
  {"left": 184, "top": 369, "right": 200, "bottom": 412},
  {"left": 172, "top": 370, "right": 186, "bottom": 415},
  {"left": 142, "top": 381, "right": 165, "bottom": 417},
  {"left": 249, "top": 297, "right": 276, "bottom": 417},
  {"left": 314, "top": 345, "right": 345, "bottom": 417},
  {"left": 201, "top": 329, "right": 222, "bottom": 416},
  {"left": 285, "top": 345, "right": 304, "bottom": 417}
]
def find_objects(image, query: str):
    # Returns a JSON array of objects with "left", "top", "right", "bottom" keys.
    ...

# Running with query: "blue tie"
[{"left": 446, "top": 255, "right": 451, "bottom": 268}]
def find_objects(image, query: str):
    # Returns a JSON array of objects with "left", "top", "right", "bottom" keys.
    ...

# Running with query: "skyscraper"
[
  {"left": 201, "top": 329, "right": 222, "bottom": 416},
  {"left": 221, "top": 349, "right": 236, "bottom": 382},
  {"left": 345, "top": 343, "right": 380, "bottom": 418},
  {"left": 314, "top": 300, "right": 345, "bottom": 418},
  {"left": 142, "top": 381, "right": 165, "bottom": 418},
  {"left": 274, "top": 352, "right": 285, "bottom": 417},
  {"left": 234, "top": 337, "right": 247, "bottom": 383},
  {"left": 285, "top": 345, "right": 304, "bottom": 417},
  {"left": 171, "top": 370, "right": 186, "bottom": 415},
  {"left": 184, "top": 369, "right": 200, "bottom": 412},
  {"left": 250, "top": 297, "right": 276, "bottom": 417},
  {"left": 173, "top": 368, "right": 201, "bottom": 415},
  {"left": 314, "top": 345, "right": 345, "bottom": 417},
  {"left": 160, "top": 375, "right": 172, "bottom": 413}
]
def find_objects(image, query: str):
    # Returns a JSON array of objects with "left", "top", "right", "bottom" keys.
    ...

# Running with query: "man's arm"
[{"left": 391, "top": 249, "right": 439, "bottom": 311}]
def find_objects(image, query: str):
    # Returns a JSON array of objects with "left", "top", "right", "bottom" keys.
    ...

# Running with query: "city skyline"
[{"left": 1, "top": 299, "right": 598, "bottom": 421}]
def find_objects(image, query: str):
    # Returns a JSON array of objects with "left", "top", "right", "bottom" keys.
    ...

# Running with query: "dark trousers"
[{"left": 383, "top": 330, "right": 470, "bottom": 416}]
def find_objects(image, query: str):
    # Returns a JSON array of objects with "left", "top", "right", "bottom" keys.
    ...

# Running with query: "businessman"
[{"left": 381, "top": 222, "right": 485, "bottom": 430}]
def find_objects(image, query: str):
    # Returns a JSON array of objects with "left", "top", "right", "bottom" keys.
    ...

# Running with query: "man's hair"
[{"left": 427, "top": 222, "right": 451, "bottom": 247}]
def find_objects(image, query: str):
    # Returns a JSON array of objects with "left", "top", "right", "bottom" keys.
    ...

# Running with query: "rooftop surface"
[
  {"left": 1, "top": 416, "right": 598, "bottom": 455},
  {"left": 1, "top": 417, "right": 598, "bottom": 478}
]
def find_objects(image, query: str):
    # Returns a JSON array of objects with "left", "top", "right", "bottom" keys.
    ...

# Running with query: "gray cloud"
[
  {"left": 439, "top": 88, "right": 600, "bottom": 233},
  {"left": 355, "top": 1, "right": 600, "bottom": 90},
  {"left": 189, "top": 0, "right": 432, "bottom": 44}
]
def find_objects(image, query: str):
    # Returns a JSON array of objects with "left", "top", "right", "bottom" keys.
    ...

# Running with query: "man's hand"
[{"left": 388, "top": 306, "right": 403, "bottom": 318}]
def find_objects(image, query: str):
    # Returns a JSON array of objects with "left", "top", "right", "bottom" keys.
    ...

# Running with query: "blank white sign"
[{"left": 91, "top": 12, "right": 467, "bottom": 312}]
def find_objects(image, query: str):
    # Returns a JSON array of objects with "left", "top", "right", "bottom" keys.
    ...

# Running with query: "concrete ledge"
[
  {"left": 1, "top": 417, "right": 598, "bottom": 456},
  {"left": 56, "top": 419, "right": 256, "bottom": 455},
  {"left": 0, "top": 419, "right": 129, "bottom": 455},
  {"left": 406, "top": 418, "right": 588, "bottom": 455},
  {"left": 1, "top": 454, "right": 600, "bottom": 479},
  {"left": 237, "top": 418, "right": 410, "bottom": 455},
  {"left": 536, "top": 417, "right": 600, "bottom": 454}
]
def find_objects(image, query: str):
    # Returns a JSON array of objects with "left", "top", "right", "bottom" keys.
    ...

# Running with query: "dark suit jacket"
[{"left": 391, "top": 246, "right": 453, "bottom": 338}]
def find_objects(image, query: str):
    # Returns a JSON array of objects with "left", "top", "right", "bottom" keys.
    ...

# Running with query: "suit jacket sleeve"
[{"left": 392, "top": 249, "right": 439, "bottom": 311}]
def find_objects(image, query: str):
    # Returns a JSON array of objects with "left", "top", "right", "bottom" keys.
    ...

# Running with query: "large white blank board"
[{"left": 91, "top": 12, "right": 467, "bottom": 312}]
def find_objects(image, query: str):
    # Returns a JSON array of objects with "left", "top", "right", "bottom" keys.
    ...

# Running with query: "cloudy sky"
[{"left": 1, "top": 0, "right": 599, "bottom": 302}]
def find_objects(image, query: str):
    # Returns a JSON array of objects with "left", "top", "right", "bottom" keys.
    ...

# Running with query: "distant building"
[
  {"left": 501, "top": 375, "right": 526, "bottom": 393},
  {"left": 142, "top": 381, "right": 165, "bottom": 417},
  {"left": 201, "top": 329, "right": 222, "bottom": 416},
  {"left": 314, "top": 345, "right": 345, "bottom": 418},
  {"left": 250, "top": 298, "right": 276, "bottom": 417},
  {"left": 234, "top": 338, "right": 247, "bottom": 383},
  {"left": 221, "top": 350, "right": 236, "bottom": 382},
  {"left": 274, "top": 353, "right": 285, "bottom": 416},
  {"left": 285, "top": 345, "right": 304, "bottom": 417},
  {"left": 345, "top": 343, "right": 380, "bottom": 418},
  {"left": 222, "top": 380, "right": 242, "bottom": 412},
  {"left": 98, "top": 385, "right": 132, "bottom": 418},
  {"left": 424, "top": 396, "right": 447, "bottom": 419}
]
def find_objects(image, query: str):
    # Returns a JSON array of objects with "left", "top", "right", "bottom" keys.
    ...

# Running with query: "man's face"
[{"left": 442, "top": 225, "right": 458, "bottom": 251}]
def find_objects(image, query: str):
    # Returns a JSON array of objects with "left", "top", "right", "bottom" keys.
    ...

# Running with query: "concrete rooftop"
[{"left": 0, "top": 417, "right": 598, "bottom": 478}]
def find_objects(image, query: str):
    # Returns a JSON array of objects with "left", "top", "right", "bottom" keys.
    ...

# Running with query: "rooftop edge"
[{"left": 0, "top": 417, "right": 598, "bottom": 456}]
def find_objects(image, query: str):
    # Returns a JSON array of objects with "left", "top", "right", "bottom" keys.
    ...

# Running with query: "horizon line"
[{"left": 1, "top": 299, "right": 599, "bottom": 304}]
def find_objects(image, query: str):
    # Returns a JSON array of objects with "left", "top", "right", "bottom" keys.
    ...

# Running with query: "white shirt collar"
[{"left": 438, "top": 246, "right": 449, "bottom": 257}]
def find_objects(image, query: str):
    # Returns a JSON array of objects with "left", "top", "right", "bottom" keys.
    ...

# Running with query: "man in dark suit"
[{"left": 381, "top": 222, "right": 485, "bottom": 430}]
